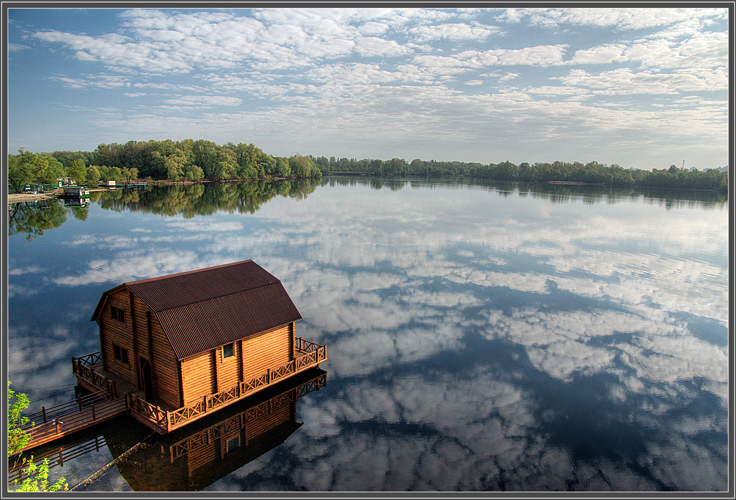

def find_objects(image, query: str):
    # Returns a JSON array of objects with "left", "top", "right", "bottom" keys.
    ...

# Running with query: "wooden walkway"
[{"left": 14, "top": 391, "right": 129, "bottom": 455}]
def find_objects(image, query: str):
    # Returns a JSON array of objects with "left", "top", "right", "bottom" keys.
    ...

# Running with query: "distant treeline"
[
  {"left": 310, "top": 156, "right": 728, "bottom": 191},
  {"left": 7, "top": 139, "right": 321, "bottom": 193},
  {"left": 7, "top": 139, "right": 727, "bottom": 193}
]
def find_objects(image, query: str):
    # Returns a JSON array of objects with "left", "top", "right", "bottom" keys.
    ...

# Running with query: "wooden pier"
[{"left": 13, "top": 390, "right": 129, "bottom": 455}]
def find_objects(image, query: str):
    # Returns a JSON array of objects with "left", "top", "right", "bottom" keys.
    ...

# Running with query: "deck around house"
[{"left": 71, "top": 337, "right": 327, "bottom": 435}]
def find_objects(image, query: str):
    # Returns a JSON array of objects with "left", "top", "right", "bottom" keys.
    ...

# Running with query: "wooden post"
[
  {"left": 78, "top": 396, "right": 83, "bottom": 412},
  {"left": 55, "top": 418, "right": 61, "bottom": 435},
  {"left": 92, "top": 404, "right": 96, "bottom": 420}
]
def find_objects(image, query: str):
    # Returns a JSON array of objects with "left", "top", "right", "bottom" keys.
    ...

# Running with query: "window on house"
[
  {"left": 113, "top": 344, "right": 129, "bottom": 365},
  {"left": 110, "top": 306, "right": 125, "bottom": 323},
  {"left": 223, "top": 343, "right": 234, "bottom": 359},
  {"left": 226, "top": 436, "right": 239, "bottom": 453}
]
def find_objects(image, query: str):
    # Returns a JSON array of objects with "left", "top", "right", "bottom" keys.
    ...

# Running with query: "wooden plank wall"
[
  {"left": 97, "top": 290, "right": 182, "bottom": 408},
  {"left": 217, "top": 341, "right": 241, "bottom": 391},
  {"left": 100, "top": 290, "right": 138, "bottom": 386},
  {"left": 240, "top": 324, "right": 294, "bottom": 381},
  {"left": 133, "top": 295, "right": 181, "bottom": 408},
  {"left": 181, "top": 351, "right": 217, "bottom": 407},
  {"left": 180, "top": 323, "right": 294, "bottom": 407}
]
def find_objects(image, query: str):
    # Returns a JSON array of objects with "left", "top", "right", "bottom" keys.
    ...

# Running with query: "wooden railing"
[
  {"left": 71, "top": 353, "right": 117, "bottom": 398},
  {"left": 73, "top": 352, "right": 102, "bottom": 366},
  {"left": 127, "top": 393, "right": 168, "bottom": 432},
  {"left": 13, "top": 391, "right": 127, "bottom": 455},
  {"left": 136, "top": 337, "right": 327, "bottom": 433},
  {"left": 21, "top": 390, "right": 109, "bottom": 429},
  {"left": 169, "top": 371, "right": 327, "bottom": 462},
  {"left": 9, "top": 435, "right": 108, "bottom": 485}
]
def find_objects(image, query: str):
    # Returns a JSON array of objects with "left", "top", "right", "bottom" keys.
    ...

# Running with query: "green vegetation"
[
  {"left": 312, "top": 157, "right": 728, "bottom": 191},
  {"left": 8, "top": 381, "right": 68, "bottom": 492},
  {"left": 7, "top": 148, "right": 65, "bottom": 193},
  {"left": 8, "top": 140, "right": 727, "bottom": 192},
  {"left": 8, "top": 140, "right": 322, "bottom": 193}
]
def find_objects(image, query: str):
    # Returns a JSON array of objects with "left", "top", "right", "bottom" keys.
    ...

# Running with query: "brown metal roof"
[{"left": 91, "top": 260, "right": 302, "bottom": 360}]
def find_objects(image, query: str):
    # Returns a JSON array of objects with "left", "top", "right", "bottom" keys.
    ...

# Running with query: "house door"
[{"left": 139, "top": 357, "right": 153, "bottom": 401}]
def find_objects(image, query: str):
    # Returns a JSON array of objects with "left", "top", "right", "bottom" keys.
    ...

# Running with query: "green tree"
[
  {"left": 183, "top": 164, "right": 204, "bottom": 181},
  {"left": 165, "top": 149, "right": 187, "bottom": 181},
  {"left": 8, "top": 381, "right": 31, "bottom": 454},
  {"left": 8, "top": 381, "right": 68, "bottom": 492},
  {"left": 8, "top": 149, "right": 38, "bottom": 193},
  {"left": 68, "top": 158, "right": 87, "bottom": 184},
  {"left": 87, "top": 165, "right": 101, "bottom": 185},
  {"left": 7, "top": 150, "right": 63, "bottom": 192}
]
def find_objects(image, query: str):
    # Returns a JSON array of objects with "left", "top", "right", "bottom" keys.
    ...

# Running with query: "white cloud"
[
  {"left": 567, "top": 43, "right": 629, "bottom": 65},
  {"left": 508, "top": 8, "right": 725, "bottom": 32},
  {"left": 8, "top": 42, "right": 30, "bottom": 52},
  {"left": 161, "top": 95, "right": 242, "bottom": 107},
  {"left": 354, "top": 37, "right": 412, "bottom": 58},
  {"left": 408, "top": 22, "right": 501, "bottom": 42},
  {"left": 49, "top": 74, "right": 129, "bottom": 89},
  {"left": 559, "top": 67, "right": 727, "bottom": 94}
]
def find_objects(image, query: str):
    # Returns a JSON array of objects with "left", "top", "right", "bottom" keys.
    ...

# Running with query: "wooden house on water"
[{"left": 72, "top": 260, "right": 326, "bottom": 435}]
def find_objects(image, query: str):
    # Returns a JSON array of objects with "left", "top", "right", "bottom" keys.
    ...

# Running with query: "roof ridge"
[
  {"left": 124, "top": 259, "right": 257, "bottom": 286},
  {"left": 146, "top": 279, "right": 282, "bottom": 313}
]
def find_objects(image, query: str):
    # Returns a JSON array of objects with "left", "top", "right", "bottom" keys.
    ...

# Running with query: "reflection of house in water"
[
  {"left": 108, "top": 368, "right": 327, "bottom": 491},
  {"left": 63, "top": 197, "right": 90, "bottom": 207},
  {"left": 8, "top": 368, "right": 326, "bottom": 492},
  {"left": 72, "top": 260, "right": 326, "bottom": 435}
]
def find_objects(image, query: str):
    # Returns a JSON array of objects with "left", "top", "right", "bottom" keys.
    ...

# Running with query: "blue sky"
[{"left": 6, "top": 6, "right": 730, "bottom": 170}]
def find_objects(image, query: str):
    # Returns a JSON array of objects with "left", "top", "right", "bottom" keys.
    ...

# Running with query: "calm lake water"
[{"left": 7, "top": 178, "right": 729, "bottom": 492}]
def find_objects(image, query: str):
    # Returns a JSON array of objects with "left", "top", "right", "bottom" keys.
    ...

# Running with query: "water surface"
[{"left": 7, "top": 179, "right": 729, "bottom": 491}]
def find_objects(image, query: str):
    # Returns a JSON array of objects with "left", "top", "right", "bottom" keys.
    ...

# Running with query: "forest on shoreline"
[
  {"left": 312, "top": 156, "right": 728, "bottom": 191},
  {"left": 7, "top": 139, "right": 728, "bottom": 193}
]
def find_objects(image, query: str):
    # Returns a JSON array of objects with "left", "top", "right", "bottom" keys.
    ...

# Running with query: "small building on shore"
[{"left": 73, "top": 260, "right": 326, "bottom": 434}]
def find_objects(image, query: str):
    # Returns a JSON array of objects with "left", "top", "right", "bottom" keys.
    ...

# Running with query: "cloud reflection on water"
[{"left": 9, "top": 180, "right": 727, "bottom": 491}]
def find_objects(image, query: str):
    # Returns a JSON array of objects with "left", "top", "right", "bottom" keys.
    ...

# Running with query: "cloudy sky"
[{"left": 6, "top": 6, "right": 730, "bottom": 170}]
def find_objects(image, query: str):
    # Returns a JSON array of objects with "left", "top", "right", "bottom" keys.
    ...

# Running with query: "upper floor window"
[
  {"left": 223, "top": 342, "right": 234, "bottom": 359},
  {"left": 111, "top": 305, "right": 125, "bottom": 323}
]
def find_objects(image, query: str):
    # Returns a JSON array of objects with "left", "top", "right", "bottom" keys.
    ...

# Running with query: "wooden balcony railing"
[
  {"left": 168, "top": 371, "right": 327, "bottom": 463},
  {"left": 71, "top": 353, "right": 117, "bottom": 398},
  {"left": 127, "top": 393, "right": 168, "bottom": 431},
  {"left": 129, "top": 337, "right": 326, "bottom": 433}
]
